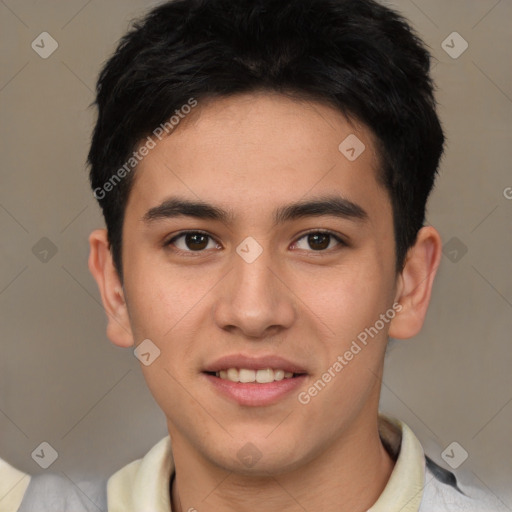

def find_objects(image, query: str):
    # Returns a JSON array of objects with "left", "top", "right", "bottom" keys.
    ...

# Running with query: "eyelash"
[{"left": 163, "top": 229, "right": 347, "bottom": 256}]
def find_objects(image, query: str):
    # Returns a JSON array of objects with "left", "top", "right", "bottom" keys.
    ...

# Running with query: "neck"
[{"left": 169, "top": 413, "right": 395, "bottom": 512}]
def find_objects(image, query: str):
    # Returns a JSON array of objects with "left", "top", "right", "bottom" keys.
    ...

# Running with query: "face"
[{"left": 116, "top": 93, "right": 402, "bottom": 473}]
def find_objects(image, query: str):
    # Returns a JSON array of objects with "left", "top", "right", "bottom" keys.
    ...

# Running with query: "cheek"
[
  {"left": 296, "top": 262, "right": 392, "bottom": 405},
  {"left": 124, "top": 260, "right": 200, "bottom": 339},
  {"left": 299, "top": 262, "right": 390, "bottom": 339},
  {"left": 124, "top": 261, "right": 215, "bottom": 386},
  {"left": 299, "top": 273, "right": 388, "bottom": 416}
]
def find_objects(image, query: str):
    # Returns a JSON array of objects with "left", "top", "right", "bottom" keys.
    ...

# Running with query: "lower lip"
[{"left": 203, "top": 373, "right": 307, "bottom": 406}]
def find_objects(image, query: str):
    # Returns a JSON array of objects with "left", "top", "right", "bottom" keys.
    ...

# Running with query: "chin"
[{"left": 206, "top": 437, "right": 305, "bottom": 476}]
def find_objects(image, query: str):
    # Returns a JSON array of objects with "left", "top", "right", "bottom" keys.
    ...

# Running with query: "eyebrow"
[{"left": 142, "top": 195, "right": 368, "bottom": 226}]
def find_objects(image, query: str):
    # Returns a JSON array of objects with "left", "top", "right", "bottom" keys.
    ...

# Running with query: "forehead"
[{"left": 125, "top": 92, "right": 390, "bottom": 225}]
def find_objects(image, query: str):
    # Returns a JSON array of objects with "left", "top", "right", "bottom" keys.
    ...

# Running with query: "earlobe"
[
  {"left": 88, "top": 229, "right": 135, "bottom": 347},
  {"left": 388, "top": 226, "right": 442, "bottom": 339}
]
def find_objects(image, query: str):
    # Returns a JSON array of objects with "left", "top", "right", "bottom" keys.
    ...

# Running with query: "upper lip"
[{"left": 203, "top": 354, "right": 308, "bottom": 374}]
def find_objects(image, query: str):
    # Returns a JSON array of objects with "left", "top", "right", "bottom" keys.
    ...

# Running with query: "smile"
[
  {"left": 212, "top": 368, "right": 299, "bottom": 383},
  {"left": 203, "top": 371, "right": 307, "bottom": 406}
]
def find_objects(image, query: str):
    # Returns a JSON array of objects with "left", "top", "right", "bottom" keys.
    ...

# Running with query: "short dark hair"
[{"left": 88, "top": 0, "right": 445, "bottom": 282}]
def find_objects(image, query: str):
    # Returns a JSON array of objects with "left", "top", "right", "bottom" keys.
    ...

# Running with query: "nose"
[{"left": 213, "top": 245, "right": 296, "bottom": 339}]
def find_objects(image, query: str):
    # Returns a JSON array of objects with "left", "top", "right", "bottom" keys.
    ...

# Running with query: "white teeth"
[
  {"left": 256, "top": 368, "right": 273, "bottom": 383},
  {"left": 214, "top": 368, "right": 298, "bottom": 383},
  {"left": 274, "top": 370, "right": 285, "bottom": 381},
  {"left": 227, "top": 368, "right": 238, "bottom": 382},
  {"left": 239, "top": 369, "right": 256, "bottom": 383}
]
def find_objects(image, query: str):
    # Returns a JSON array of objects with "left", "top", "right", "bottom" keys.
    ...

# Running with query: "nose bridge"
[
  {"left": 213, "top": 241, "right": 295, "bottom": 336},
  {"left": 235, "top": 246, "right": 275, "bottom": 303}
]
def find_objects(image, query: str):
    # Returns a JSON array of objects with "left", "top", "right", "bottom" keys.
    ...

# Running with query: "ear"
[
  {"left": 388, "top": 226, "right": 442, "bottom": 339},
  {"left": 88, "top": 229, "right": 134, "bottom": 347}
]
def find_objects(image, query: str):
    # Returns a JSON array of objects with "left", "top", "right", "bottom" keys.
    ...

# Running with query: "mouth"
[
  {"left": 202, "top": 369, "right": 308, "bottom": 406},
  {"left": 203, "top": 368, "right": 307, "bottom": 383},
  {"left": 201, "top": 354, "right": 309, "bottom": 406}
]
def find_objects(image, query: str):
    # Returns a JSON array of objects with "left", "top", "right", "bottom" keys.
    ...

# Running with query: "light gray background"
[{"left": 1, "top": 0, "right": 511, "bottom": 508}]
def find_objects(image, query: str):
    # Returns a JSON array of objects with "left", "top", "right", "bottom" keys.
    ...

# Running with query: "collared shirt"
[{"left": 4, "top": 413, "right": 509, "bottom": 511}]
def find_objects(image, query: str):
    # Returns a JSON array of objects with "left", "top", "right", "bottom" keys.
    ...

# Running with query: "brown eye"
[
  {"left": 184, "top": 233, "right": 209, "bottom": 250},
  {"left": 166, "top": 231, "right": 218, "bottom": 252},
  {"left": 308, "top": 233, "right": 330, "bottom": 250},
  {"left": 294, "top": 231, "right": 344, "bottom": 252}
]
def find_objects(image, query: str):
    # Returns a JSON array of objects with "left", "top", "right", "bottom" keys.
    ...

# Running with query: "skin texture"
[{"left": 89, "top": 92, "right": 442, "bottom": 512}]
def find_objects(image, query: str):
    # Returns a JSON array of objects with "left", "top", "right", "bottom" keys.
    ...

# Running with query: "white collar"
[{"left": 107, "top": 413, "right": 426, "bottom": 512}]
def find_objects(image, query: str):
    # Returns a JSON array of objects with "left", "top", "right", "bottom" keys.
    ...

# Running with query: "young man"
[{"left": 1, "top": 0, "right": 508, "bottom": 511}]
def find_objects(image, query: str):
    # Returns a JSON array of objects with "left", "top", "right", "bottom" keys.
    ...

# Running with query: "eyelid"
[
  {"left": 292, "top": 229, "right": 347, "bottom": 250},
  {"left": 165, "top": 229, "right": 211, "bottom": 242},
  {"left": 164, "top": 229, "right": 219, "bottom": 249}
]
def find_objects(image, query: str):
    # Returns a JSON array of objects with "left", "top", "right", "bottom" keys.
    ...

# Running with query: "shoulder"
[
  {"left": 420, "top": 455, "right": 509, "bottom": 512},
  {"left": 0, "top": 457, "right": 31, "bottom": 512},
  {"left": 15, "top": 472, "right": 107, "bottom": 512},
  {"left": 1, "top": 436, "right": 170, "bottom": 512}
]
